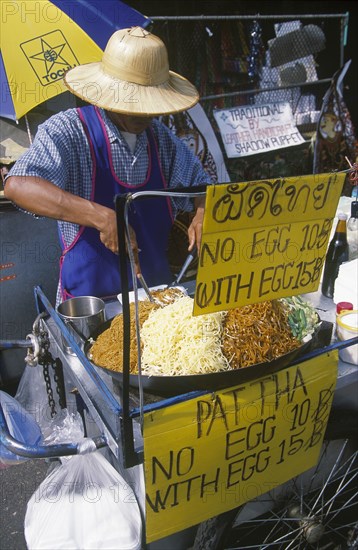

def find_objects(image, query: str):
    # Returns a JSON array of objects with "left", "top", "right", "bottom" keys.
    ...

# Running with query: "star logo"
[
  {"left": 20, "top": 30, "right": 80, "bottom": 86},
  {"left": 30, "top": 38, "right": 70, "bottom": 73}
]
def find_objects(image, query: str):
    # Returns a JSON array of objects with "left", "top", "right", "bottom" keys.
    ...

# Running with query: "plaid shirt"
[{"left": 8, "top": 108, "right": 212, "bottom": 247}]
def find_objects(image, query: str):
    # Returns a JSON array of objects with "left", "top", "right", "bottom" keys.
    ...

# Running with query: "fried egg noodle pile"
[{"left": 141, "top": 296, "right": 229, "bottom": 376}]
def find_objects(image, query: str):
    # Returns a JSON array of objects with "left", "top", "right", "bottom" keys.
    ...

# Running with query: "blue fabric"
[
  {"left": 0, "top": 53, "right": 16, "bottom": 120},
  {"left": 50, "top": 0, "right": 150, "bottom": 50},
  {"left": 60, "top": 106, "right": 174, "bottom": 299}
]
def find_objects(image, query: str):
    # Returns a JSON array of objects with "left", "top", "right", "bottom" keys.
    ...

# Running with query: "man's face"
[{"left": 108, "top": 112, "right": 153, "bottom": 134}]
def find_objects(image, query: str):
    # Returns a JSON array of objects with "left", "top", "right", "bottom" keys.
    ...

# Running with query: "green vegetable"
[{"left": 280, "top": 295, "right": 320, "bottom": 341}]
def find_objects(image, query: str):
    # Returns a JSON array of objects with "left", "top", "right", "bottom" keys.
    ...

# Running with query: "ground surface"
[{"left": 0, "top": 459, "right": 49, "bottom": 550}]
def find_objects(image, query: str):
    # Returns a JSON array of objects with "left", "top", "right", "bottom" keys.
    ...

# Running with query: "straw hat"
[{"left": 64, "top": 27, "right": 199, "bottom": 116}]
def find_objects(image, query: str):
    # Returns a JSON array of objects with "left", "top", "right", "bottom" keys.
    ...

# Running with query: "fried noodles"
[
  {"left": 141, "top": 296, "right": 230, "bottom": 376},
  {"left": 151, "top": 287, "right": 186, "bottom": 305},
  {"left": 90, "top": 295, "right": 304, "bottom": 376},
  {"left": 90, "top": 301, "right": 159, "bottom": 373},
  {"left": 221, "top": 300, "right": 301, "bottom": 369}
]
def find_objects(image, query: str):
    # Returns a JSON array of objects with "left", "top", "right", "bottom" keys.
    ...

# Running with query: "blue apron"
[{"left": 59, "top": 105, "right": 173, "bottom": 301}]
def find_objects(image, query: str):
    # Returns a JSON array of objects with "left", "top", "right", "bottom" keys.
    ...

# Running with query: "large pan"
[{"left": 83, "top": 318, "right": 320, "bottom": 397}]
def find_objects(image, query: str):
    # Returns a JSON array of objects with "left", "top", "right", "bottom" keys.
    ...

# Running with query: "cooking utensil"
[
  {"left": 168, "top": 245, "right": 197, "bottom": 288},
  {"left": 57, "top": 296, "right": 106, "bottom": 355},
  {"left": 137, "top": 274, "right": 155, "bottom": 303}
]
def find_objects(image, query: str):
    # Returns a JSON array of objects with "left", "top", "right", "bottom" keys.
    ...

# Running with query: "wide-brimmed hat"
[{"left": 64, "top": 27, "right": 199, "bottom": 116}]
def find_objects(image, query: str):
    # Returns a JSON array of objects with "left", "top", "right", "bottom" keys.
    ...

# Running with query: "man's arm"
[{"left": 5, "top": 175, "right": 119, "bottom": 254}]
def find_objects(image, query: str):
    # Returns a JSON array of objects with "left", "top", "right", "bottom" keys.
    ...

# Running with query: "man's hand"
[
  {"left": 98, "top": 209, "right": 141, "bottom": 275},
  {"left": 98, "top": 208, "right": 119, "bottom": 253},
  {"left": 188, "top": 197, "right": 205, "bottom": 252}
]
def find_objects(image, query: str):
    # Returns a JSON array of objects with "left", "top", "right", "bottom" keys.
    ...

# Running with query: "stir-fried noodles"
[
  {"left": 90, "top": 297, "right": 303, "bottom": 375},
  {"left": 222, "top": 300, "right": 300, "bottom": 369},
  {"left": 90, "top": 301, "right": 159, "bottom": 373},
  {"left": 141, "top": 296, "right": 230, "bottom": 376}
]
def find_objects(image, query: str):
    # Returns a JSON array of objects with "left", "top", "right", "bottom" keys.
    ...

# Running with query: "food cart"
[{"left": 1, "top": 176, "right": 357, "bottom": 549}]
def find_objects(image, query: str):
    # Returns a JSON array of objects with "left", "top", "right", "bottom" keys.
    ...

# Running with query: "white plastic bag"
[
  {"left": 15, "top": 363, "right": 77, "bottom": 433},
  {"left": 24, "top": 450, "right": 143, "bottom": 550},
  {"left": 41, "top": 407, "right": 85, "bottom": 445},
  {"left": 0, "top": 391, "right": 42, "bottom": 469}
]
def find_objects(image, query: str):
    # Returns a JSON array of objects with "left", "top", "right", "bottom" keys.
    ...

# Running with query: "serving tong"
[
  {"left": 137, "top": 245, "right": 197, "bottom": 306},
  {"left": 137, "top": 273, "right": 156, "bottom": 303},
  {"left": 168, "top": 244, "right": 197, "bottom": 288}
]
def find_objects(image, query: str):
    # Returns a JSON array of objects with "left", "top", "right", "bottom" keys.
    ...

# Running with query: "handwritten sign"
[
  {"left": 193, "top": 173, "right": 345, "bottom": 316},
  {"left": 213, "top": 102, "right": 305, "bottom": 158},
  {"left": 143, "top": 352, "right": 338, "bottom": 543}
]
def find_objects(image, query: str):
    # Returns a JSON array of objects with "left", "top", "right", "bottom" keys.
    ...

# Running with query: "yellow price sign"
[
  {"left": 194, "top": 173, "right": 345, "bottom": 315},
  {"left": 143, "top": 351, "right": 338, "bottom": 543}
]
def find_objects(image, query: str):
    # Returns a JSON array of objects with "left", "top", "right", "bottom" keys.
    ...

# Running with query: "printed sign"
[
  {"left": 214, "top": 102, "right": 305, "bottom": 158},
  {"left": 143, "top": 351, "right": 338, "bottom": 542},
  {"left": 20, "top": 30, "right": 80, "bottom": 86},
  {"left": 194, "top": 173, "right": 345, "bottom": 316}
]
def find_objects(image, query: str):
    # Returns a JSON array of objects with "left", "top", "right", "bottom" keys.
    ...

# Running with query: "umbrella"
[{"left": 0, "top": 0, "right": 150, "bottom": 121}]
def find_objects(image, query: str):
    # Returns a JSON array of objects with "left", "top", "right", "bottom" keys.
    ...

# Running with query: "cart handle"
[{"left": 0, "top": 401, "right": 107, "bottom": 459}]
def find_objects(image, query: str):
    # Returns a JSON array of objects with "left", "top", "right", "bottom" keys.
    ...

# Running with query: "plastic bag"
[
  {"left": 15, "top": 363, "right": 78, "bottom": 434},
  {"left": 41, "top": 407, "right": 85, "bottom": 445},
  {"left": 24, "top": 450, "right": 143, "bottom": 549},
  {"left": 0, "top": 391, "right": 42, "bottom": 469},
  {"left": 15, "top": 363, "right": 59, "bottom": 431}
]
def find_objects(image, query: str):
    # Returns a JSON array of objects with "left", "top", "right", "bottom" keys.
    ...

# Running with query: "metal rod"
[
  {"left": 0, "top": 339, "right": 31, "bottom": 349},
  {"left": 150, "top": 14, "right": 347, "bottom": 21},
  {"left": 292, "top": 336, "right": 358, "bottom": 365},
  {"left": 115, "top": 193, "right": 140, "bottom": 468},
  {"left": 201, "top": 79, "right": 332, "bottom": 102},
  {"left": 130, "top": 188, "right": 207, "bottom": 201},
  {"left": 340, "top": 12, "right": 349, "bottom": 67},
  {"left": 0, "top": 403, "right": 107, "bottom": 459}
]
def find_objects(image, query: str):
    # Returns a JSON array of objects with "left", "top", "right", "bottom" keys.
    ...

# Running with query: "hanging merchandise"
[
  {"left": 247, "top": 20, "right": 264, "bottom": 83},
  {"left": 321, "top": 213, "right": 349, "bottom": 298},
  {"left": 221, "top": 20, "right": 249, "bottom": 80},
  {"left": 268, "top": 23, "right": 326, "bottom": 67},
  {"left": 313, "top": 61, "right": 357, "bottom": 194}
]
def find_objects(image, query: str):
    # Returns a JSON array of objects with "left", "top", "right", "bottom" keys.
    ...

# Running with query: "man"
[{"left": 4, "top": 27, "right": 211, "bottom": 303}]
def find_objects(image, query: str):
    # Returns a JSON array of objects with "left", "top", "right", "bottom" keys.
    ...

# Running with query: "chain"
[
  {"left": 33, "top": 317, "right": 67, "bottom": 418},
  {"left": 41, "top": 355, "right": 57, "bottom": 418},
  {"left": 52, "top": 357, "right": 66, "bottom": 410}
]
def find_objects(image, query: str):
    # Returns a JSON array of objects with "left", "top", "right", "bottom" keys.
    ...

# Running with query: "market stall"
[{"left": 1, "top": 172, "right": 357, "bottom": 548}]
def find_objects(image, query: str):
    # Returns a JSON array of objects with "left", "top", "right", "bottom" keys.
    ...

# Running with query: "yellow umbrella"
[{"left": 0, "top": 0, "right": 149, "bottom": 120}]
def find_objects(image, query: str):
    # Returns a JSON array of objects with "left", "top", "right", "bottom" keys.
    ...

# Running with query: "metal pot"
[{"left": 57, "top": 296, "right": 106, "bottom": 355}]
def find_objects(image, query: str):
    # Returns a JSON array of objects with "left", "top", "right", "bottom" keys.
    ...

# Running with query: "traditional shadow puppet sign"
[
  {"left": 214, "top": 102, "right": 305, "bottom": 158},
  {"left": 143, "top": 352, "right": 338, "bottom": 542},
  {"left": 194, "top": 172, "right": 345, "bottom": 316}
]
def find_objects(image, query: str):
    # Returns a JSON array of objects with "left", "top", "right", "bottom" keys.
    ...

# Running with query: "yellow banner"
[
  {"left": 193, "top": 173, "right": 345, "bottom": 315},
  {"left": 143, "top": 351, "right": 338, "bottom": 543}
]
